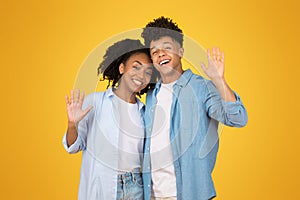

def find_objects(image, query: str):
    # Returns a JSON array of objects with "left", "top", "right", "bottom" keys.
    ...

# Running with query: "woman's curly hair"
[
  {"left": 97, "top": 39, "right": 158, "bottom": 95},
  {"left": 141, "top": 16, "right": 183, "bottom": 48}
]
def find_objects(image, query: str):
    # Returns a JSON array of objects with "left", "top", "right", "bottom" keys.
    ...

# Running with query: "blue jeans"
[{"left": 116, "top": 168, "right": 143, "bottom": 200}]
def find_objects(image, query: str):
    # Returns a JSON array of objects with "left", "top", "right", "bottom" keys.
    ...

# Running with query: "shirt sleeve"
[
  {"left": 62, "top": 132, "right": 84, "bottom": 153},
  {"left": 205, "top": 80, "right": 248, "bottom": 127}
]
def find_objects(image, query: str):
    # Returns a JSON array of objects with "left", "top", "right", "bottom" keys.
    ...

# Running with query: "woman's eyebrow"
[{"left": 133, "top": 60, "right": 143, "bottom": 65}]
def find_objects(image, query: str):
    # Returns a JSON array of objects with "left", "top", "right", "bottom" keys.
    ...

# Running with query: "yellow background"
[{"left": 1, "top": 0, "right": 299, "bottom": 199}]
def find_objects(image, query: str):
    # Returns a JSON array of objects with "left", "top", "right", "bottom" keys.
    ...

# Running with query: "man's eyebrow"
[
  {"left": 150, "top": 46, "right": 156, "bottom": 51},
  {"left": 150, "top": 42, "right": 172, "bottom": 50}
]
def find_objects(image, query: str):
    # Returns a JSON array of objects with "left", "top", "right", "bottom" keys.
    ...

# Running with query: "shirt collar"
[
  {"left": 105, "top": 87, "right": 114, "bottom": 98},
  {"left": 105, "top": 87, "right": 115, "bottom": 97},
  {"left": 175, "top": 69, "right": 193, "bottom": 87},
  {"left": 155, "top": 69, "right": 193, "bottom": 89}
]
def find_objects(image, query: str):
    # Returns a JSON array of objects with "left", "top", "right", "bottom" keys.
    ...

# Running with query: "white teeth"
[
  {"left": 159, "top": 60, "right": 170, "bottom": 65},
  {"left": 133, "top": 79, "right": 142, "bottom": 85}
]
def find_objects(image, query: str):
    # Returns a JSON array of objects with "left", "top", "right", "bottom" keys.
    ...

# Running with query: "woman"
[{"left": 63, "top": 39, "right": 154, "bottom": 200}]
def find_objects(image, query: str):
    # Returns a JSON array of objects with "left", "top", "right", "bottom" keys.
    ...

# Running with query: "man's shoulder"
[
  {"left": 186, "top": 71, "right": 209, "bottom": 87},
  {"left": 191, "top": 73, "right": 205, "bottom": 80}
]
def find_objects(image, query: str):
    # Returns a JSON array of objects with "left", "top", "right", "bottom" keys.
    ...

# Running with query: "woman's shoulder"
[{"left": 83, "top": 91, "right": 107, "bottom": 106}]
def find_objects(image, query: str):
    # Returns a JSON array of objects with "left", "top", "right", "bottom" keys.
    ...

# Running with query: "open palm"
[
  {"left": 200, "top": 47, "right": 225, "bottom": 80},
  {"left": 66, "top": 89, "right": 93, "bottom": 125}
]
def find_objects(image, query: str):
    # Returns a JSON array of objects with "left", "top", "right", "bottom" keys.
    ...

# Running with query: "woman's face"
[{"left": 119, "top": 52, "right": 153, "bottom": 94}]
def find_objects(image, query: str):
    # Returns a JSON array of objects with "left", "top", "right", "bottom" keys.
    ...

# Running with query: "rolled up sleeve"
[
  {"left": 62, "top": 133, "right": 84, "bottom": 154},
  {"left": 221, "top": 93, "right": 248, "bottom": 127},
  {"left": 206, "top": 81, "right": 248, "bottom": 127}
]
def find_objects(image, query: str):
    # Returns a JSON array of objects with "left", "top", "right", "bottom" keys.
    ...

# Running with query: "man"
[{"left": 141, "top": 16, "right": 248, "bottom": 200}]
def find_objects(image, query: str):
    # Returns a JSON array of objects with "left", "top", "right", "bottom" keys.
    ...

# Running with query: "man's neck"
[{"left": 161, "top": 68, "right": 184, "bottom": 84}]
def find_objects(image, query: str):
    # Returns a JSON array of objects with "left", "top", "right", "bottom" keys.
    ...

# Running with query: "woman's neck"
[{"left": 113, "top": 87, "right": 137, "bottom": 104}]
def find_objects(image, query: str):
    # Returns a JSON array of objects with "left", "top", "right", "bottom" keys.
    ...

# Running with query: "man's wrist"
[{"left": 211, "top": 76, "right": 226, "bottom": 87}]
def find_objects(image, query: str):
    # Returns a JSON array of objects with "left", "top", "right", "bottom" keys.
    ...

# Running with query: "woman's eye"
[{"left": 146, "top": 71, "right": 152, "bottom": 76}]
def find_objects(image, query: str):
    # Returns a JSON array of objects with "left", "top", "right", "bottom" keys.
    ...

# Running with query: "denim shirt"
[
  {"left": 143, "top": 69, "right": 248, "bottom": 200},
  {"left": 62, "top": 88, "right": 145, "bottom": 200}
]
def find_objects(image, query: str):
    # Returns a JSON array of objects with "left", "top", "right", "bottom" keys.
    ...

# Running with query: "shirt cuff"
[
  {"left": 221, "top": 92, "right": 244, "bottom": 114},
  {"left": 62, "top": 133, "right": 82, "bottom": 153}
]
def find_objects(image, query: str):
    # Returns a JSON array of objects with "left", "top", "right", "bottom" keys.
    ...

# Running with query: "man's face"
[{"left": 149, "top": 36, "right": 184, "bottom": 77}]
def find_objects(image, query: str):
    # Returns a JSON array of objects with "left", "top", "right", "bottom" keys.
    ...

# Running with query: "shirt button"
[{"left": 148, "top": 184, "right": 150, "bottom": 187}]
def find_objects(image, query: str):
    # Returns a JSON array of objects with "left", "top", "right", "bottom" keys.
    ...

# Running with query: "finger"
[
  {"left": 76, "top": 88, "right": 80, "bottom": 103},
  {"left": 207, "top": 49, "right": 212, "bottom": 61},
  {"left": 70, "top": 90, "right": 74, "bottom": 103},
  {"left": 221, "top": 51, "right": 225, "bottom": 63},
  {"left": 212, "top": 47, "right": 216, "bottom": 61},
  {"left": 216, "top": 47, "right": 220, "bottom": 61},
  {"left": 79, "top": 91, "right": 85, "bottom": 104},
  {"left": 65, "top": 95, "right": 70, "bottom": 105}
]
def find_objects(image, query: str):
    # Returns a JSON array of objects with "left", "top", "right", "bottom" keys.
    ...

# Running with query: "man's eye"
[{"left": 152, "top": 51, "right": 157, "bottom": 55}]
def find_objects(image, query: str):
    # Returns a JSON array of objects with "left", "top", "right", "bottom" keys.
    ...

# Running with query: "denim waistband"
[
  {"left": 118, "top": 167, "right": 141, "bottom": 175},
  {"left": 117, "top": 168, "right": 141, "bottom": 182}
]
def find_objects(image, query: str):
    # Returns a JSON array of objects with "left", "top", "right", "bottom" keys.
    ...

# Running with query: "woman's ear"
[
  {"left": 119, "top": 63, "right": 125, "bottom": 74},
  {"left": 179, "top": 48, "right": 184, "bottom": 58}
]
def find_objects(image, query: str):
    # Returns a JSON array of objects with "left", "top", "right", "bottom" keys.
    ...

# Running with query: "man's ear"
[
  {"left": 119, "top": 63, "right": 125, "bottom": 74},
  {"left": 179, "top": 48, "right": 184, "bottom": 58}
]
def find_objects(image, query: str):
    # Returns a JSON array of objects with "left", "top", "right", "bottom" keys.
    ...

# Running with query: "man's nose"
[{"left": 158, "top": 49, "right": 166, "bottom": 57}]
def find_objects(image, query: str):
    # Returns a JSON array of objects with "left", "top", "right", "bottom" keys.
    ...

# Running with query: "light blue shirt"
[
  {"left": 62, "top": 88, "right": 145, "bottom": 200},
  {"left": 143, "top": 69, "right": 248, "bottom": 200}
]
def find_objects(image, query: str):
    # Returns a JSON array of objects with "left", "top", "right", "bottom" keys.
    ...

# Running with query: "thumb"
[
  {"left": 200, "top": 62, "right": 207, "bottom": 73},
  {"left": 83, "top": 105, "right": 93, "bottom": 116}
]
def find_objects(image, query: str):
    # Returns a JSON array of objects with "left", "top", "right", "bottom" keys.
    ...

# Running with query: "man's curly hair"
[
  {"left": 141, "top": 16, "right": 183, "bottom": 48},
  {"left": 97, "top": 39, "right": 157, "bottom": 95}
]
